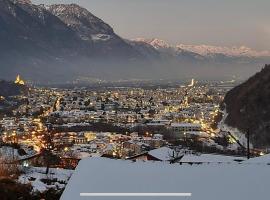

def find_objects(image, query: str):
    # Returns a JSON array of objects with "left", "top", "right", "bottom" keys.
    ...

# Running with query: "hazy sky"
[{"left": 33, "top": 0, "right": 270, "bottom": 51}]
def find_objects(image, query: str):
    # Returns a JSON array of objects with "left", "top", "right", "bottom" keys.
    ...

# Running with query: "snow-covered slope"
[
  {"left": 45, "top": 4, "right": 142, "bottom": 58},
  {"left": 19, "top": 167, "right": 73, "bottom": 192},
  {"left": 177, "top": 44, "right": 270, "bottom": 58},
  {"left": 134, "top": 38, "right": 171, "bottom": 50},
  {"left": 46, "top": 4, "right": 114, "bottom": 40},
  {"left": 244, "top": 153, "right": 270, "bottom": 164},
  {"left": 132, "top": 38, "right": 205, "bottom": 60},
  {"left": 134, "top": 38, "right": 270, "bottom": 58},
  {"left": 180, "top": 153, "right": 246, "bottom": 163}
]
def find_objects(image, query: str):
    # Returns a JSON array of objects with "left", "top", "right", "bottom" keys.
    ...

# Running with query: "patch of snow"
[
  {"left": 18, "top": 167, "right": 73, "bottom": 192},
  {"left": 0, "top": 146, "right": 37, "bottom": 161},
  {"left": 77, "top": 152, "right": 91, "bottom": 159},
  {"left": 218, "top": 108, "right": 252, "bottom": 150},
  {"left": 180, "top": 153, "right": 246, "bottom": 163},
  {"left": 91, "top": 34, "right": 111, "bottom": 42},
  {"left": 243, "top": 153, "right": 270, "bottom": 164}
]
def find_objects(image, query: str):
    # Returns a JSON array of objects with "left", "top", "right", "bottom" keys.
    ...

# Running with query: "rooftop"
[
  {"left": 60, "top": 157, "right": 270, "bottom": 200},
  {"left": 171, "top": 123, "right": 201, "bottom": 127}
]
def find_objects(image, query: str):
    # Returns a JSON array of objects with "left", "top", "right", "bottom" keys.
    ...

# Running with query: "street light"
[{"left": 184, "top": 132, "right": 187, "bottom": 147}]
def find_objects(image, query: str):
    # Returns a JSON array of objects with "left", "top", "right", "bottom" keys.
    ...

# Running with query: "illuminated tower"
[
  {"left": 188, "top": 78, "right": 195, "bottom": 87},
  {"left": 14, "top": 75, "right": 25, "bottom": 85}
]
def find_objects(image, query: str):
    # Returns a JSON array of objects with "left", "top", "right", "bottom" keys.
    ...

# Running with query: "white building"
[{"left": 171, "top": 123, "right": 201, "bottom": 138}]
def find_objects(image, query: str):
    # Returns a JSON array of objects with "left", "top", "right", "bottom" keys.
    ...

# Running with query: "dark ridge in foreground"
[
  {"left": 224, "top": 64, "right": 270, "bottom": 148},
  {"left": 0, "top": 80, "right": 27, "bottom": 97}
]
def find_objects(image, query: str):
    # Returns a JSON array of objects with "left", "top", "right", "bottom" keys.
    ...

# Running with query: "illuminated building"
[{"left": 14, "top": 74, "right": 25, "bottom": 85}]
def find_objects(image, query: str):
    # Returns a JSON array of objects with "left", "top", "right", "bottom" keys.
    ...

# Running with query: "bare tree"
[
  {"left": 0, "top": 148, "right": 20, "bottom": 177},
  {"left": 42, "top": 125, "right": 56, "bottom": 174}
]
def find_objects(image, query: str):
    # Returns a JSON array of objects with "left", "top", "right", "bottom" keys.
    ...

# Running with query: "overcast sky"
[{"left": 33, "top": 0, "right": 270, "bottom": 51}]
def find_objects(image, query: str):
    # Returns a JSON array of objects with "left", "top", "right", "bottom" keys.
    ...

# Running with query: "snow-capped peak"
[
  {"left": 133, "top": 38, "right": 270, "bottom": 58},
  {"left": 176, "top": 44, "right": 270, "bottom": 57},
  {"left": 133, "top": 38, "right": 171, "bottom": 50}
]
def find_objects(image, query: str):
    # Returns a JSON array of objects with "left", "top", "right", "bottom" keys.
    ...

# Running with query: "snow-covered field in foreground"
[
  {"left": 18, "top": 167, "right": 73, "bottom": 192},
  {"left": 180, "top": 153, "right": 246, "bottom": 163},
  {"left": 61, "top": 157, "right": 270, "bottom": 200},
  {"left": 244, "top": 153, "right": 270, "bottom": 164}
]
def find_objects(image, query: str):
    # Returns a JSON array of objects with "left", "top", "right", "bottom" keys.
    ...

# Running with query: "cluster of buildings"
[
  {"left": 0, "top": 78, "right": 239, "bottom": 166},
  {"left": 53, "top": 131, "right": 166, "bottom": 159},
  {"left": 44, "top": 81, "right": 226, "bottom": 134}
]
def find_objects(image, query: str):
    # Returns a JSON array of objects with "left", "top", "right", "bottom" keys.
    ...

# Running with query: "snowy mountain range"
[
  {"left": 0, "top": 0, "right": 269, "bottom": 82},
  {"left": 133, "top": 38, "right": 270, "bottom": 58}
]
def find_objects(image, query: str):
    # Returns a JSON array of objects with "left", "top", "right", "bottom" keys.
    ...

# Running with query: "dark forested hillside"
[
  {"left": 224, "top": 64, "right": 270, "bottom": 147},
  {"left": 0, "top": 80, "right": 27, "bottom": 97}
]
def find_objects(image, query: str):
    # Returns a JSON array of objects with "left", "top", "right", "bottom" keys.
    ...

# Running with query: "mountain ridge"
[
  {"left": 0, "top": 0, "right": 269, "bottom": 82},
  {"left": 224, "top": 64, "right": 270, "bottom": 147},
  {"left": 134, "top": 38, "right": 270, "bottom": 58}
]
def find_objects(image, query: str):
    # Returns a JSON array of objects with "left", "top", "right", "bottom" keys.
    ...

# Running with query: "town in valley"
[
  {"left": 1, "top": 75, "right": 251, "bottom": 166},
  {"left": 1, "top": 0, "right": 270, "bottom": 199}
]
